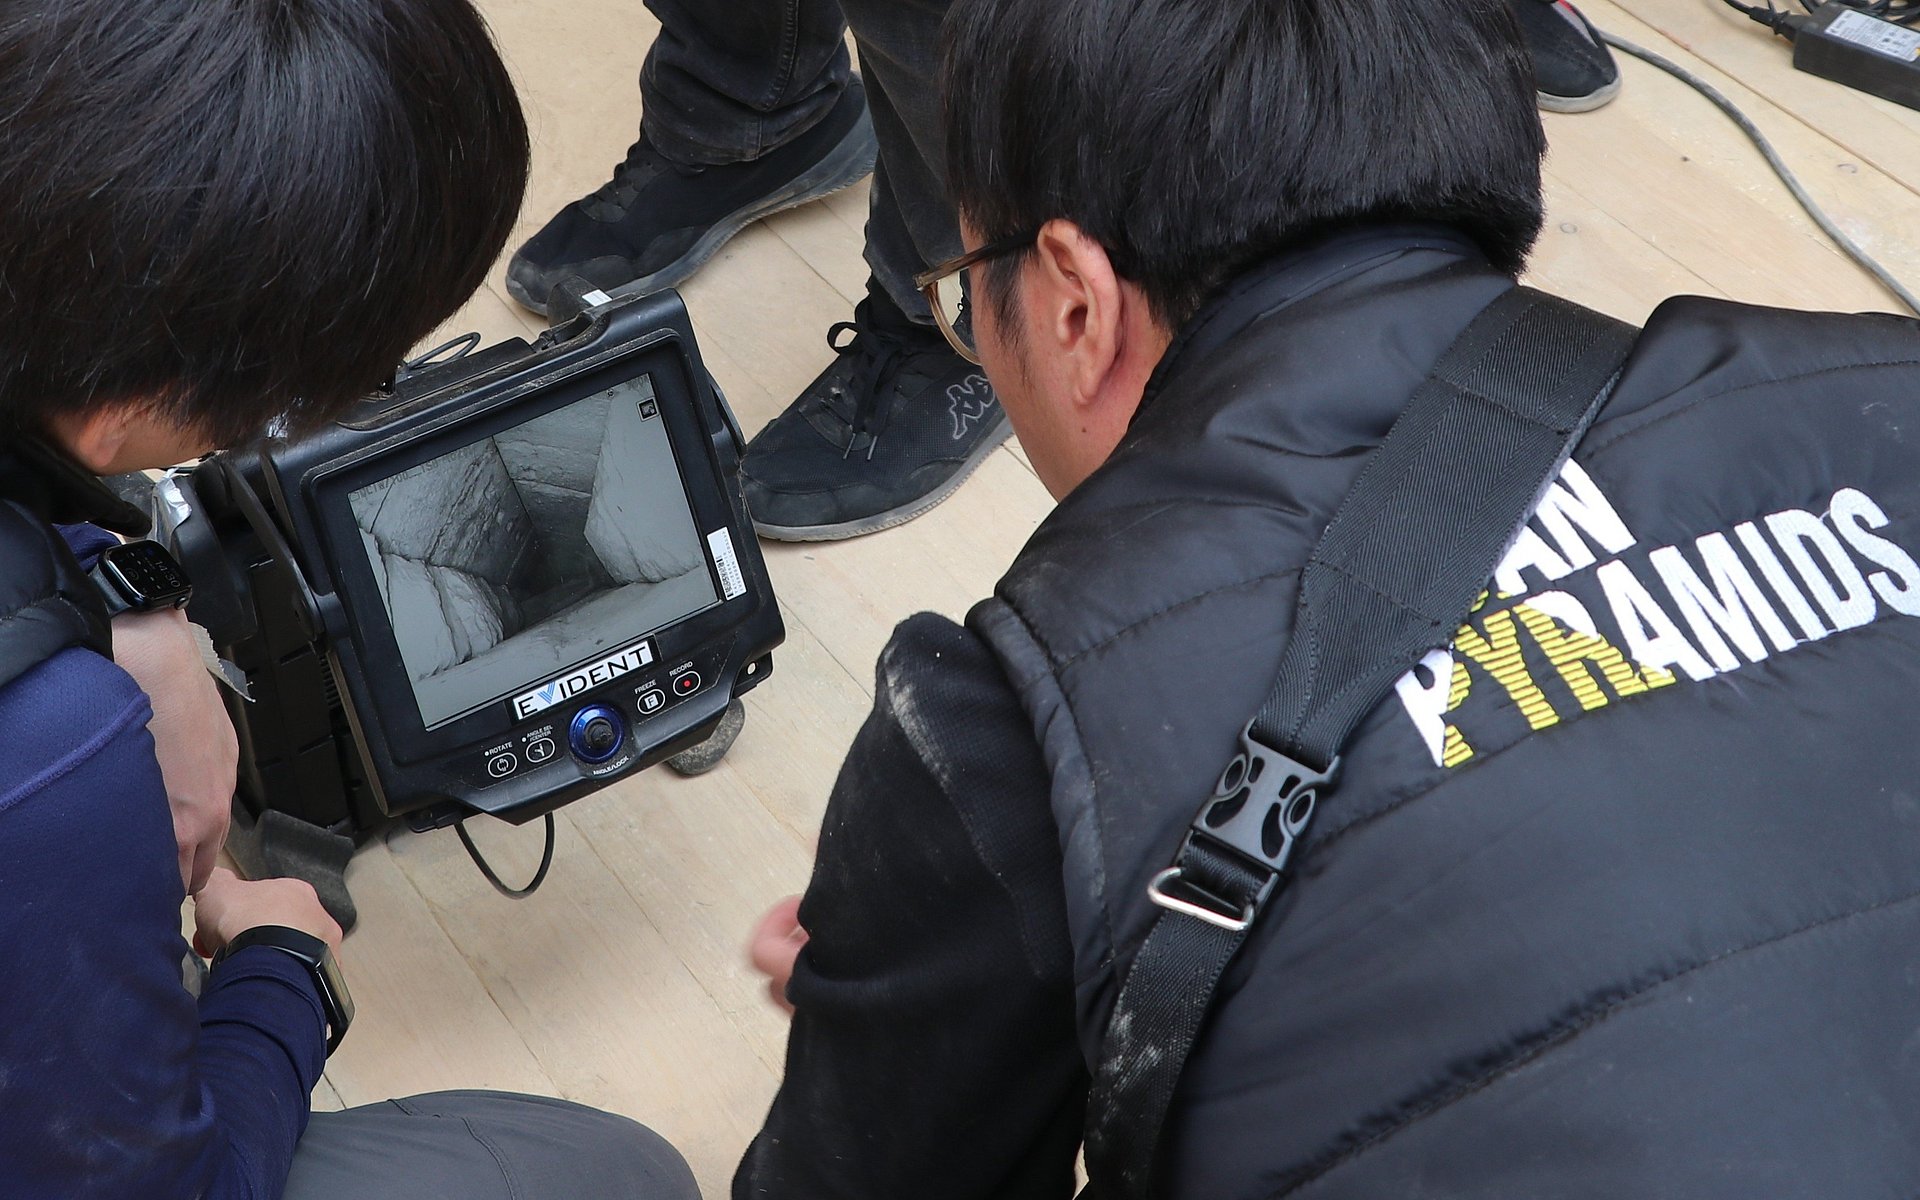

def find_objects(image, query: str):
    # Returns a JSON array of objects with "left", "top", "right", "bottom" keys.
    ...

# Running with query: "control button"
[
  {"left": 525, "top": 737, "right": 556, "bottom": 764},
  {"left": 671, "top": 669, "right": 702, "bottom": 697},
  {"left": 637, "top": 688, "right": 666, "bottom": 716},
  {"left": 569, "top": 704, "right": 627, "bottom": 764},
  {"left": 580, "top": 718, "right": 619, "bottom": 758},
  {"left": 486, "top": 752, "right": 518, "bottom": 779}
]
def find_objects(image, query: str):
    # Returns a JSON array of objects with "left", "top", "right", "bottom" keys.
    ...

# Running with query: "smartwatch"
[
  {"left": 88, "top": 539, "right": 193, "bottom": 618},
  {"left": 211, "top": 925, "right": 355, "bottom": 1054}
]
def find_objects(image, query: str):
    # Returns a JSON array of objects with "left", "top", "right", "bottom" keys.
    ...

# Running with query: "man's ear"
[
  {"left": 46, "top": 406, "right": 136, "bottom": 473},
  {"left": 1031, "top": 219, "right": 1127, "bottom": 410}
]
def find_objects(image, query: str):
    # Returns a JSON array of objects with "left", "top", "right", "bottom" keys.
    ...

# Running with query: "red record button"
[{"left": 671, "top": 670, "right": 701, "bottom": 697}]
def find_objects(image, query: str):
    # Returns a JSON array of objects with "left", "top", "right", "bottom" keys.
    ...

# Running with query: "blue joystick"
[{"left": 568, "top": 704, "right": 626, "bottom": 764}]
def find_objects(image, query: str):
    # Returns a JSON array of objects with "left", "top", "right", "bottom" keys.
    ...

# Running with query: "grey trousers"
[{"left": 283, "top": 1091, "right": 701, "bottom": 1200}]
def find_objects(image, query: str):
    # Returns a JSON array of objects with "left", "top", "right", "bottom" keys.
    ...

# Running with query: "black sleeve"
[{"left": 734, "top": 614, "right": 1085, "bottom": 1200}]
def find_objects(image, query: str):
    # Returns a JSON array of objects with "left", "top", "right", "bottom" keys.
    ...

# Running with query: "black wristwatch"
[
  {"left": 88, "top": 539, "right": 193, "bottom": 617},
  {"left": 211, "top": 925, "right": 355, "bottom": 1054}
]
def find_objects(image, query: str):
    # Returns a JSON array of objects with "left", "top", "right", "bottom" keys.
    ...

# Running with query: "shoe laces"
[
  {"left": 582, "top": 138, "right": 696, "bottom": 221},
  {"left": 822, "top": 309, "right": 916, "bottom": 460}
]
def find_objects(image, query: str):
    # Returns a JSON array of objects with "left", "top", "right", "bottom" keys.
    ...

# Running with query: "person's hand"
[
  {"left": 748, "top": 895, "right": 808, "bottom": 1014},
  {"left": 112, "top": 607, "right": 237, "bottom": 894},
  {"left": 192, "top": 867, "right": 344, "bottom": 959}
]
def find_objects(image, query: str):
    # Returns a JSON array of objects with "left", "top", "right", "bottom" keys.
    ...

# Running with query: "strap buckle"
[
  {"left": 1146, "top": 866, "right": 1260, "bottom": 932},
  {"left": 1147, "top": 722, "right": 1341, "bottom": 930}
]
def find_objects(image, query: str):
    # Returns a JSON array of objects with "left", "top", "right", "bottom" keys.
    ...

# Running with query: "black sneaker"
[
  {"left": 1510, "top": 0, "right": 1622, "bottom": 113},
  {"left": 742, "top": 286, "right": 1010, "bottom": 541},
  {"left": 506, "top": 79, "right": 877, "bottom": 315}
]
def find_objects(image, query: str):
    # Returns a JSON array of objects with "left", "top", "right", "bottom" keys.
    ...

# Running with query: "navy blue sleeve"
[
  {"left": 57, "top": 520, "right": 119, "bottom": 567},
  {"left": 0, "top": 647, "right": 326, "bottom": 1200},
  {"left": 735, "top": 614, "right": 1085, "bottom": 1200},
  {"left": 197, "top": 950, "right": 330, "bottom": 1194}
]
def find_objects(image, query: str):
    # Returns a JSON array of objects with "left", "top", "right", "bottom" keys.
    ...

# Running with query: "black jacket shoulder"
[{"left": 0, "top": 500, "right": 111, "bottom": 691}]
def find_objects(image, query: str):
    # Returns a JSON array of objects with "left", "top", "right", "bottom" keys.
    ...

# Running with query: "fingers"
[
  {"left": 176, "top": 796, "right": 231, "bottom": 895},
  {"left": 192, "top": 870, "right": 344, "bottom": 958},
  {"left": 165, "top": 704, "right": 236, "bottom": 893},
  {"left": 199, "top": 865, "right": 241, "bottom": 894},
  {"left": 191, "top": 867, "right": 243, "bottom": 957},
  {"left": 753, "top": 894, "right": 804, "bottom": 937},
  {"left": 186, "top": 839, "right": 221, "bottom": 897},
  {"left": 748, "top": 895, "right": 808, "bottom": 1014},
  {"left": 748, "top": 897, "right": 807, "bottom": 966},
  {"left": 114, "top": 608, "right": 240, "bottom": 894}
]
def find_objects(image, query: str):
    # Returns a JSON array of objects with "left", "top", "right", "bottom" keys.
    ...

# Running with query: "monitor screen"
[{"left": 348, "top": 375, "right": 719, "bottom": 728}]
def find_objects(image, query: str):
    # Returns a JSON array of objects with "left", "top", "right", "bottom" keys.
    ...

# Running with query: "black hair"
[
  {"left": 940, "top": 0, "right": 1546, "bottom": 330},
  {"left": 0, "top": 0, "right": 530, "bottom": 447}
]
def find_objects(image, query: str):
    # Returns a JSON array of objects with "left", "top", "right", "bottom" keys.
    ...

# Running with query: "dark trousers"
[
  {"left": 639, "top": 0, "right": 956, "bottom": 322},
  {"left": 282, "top": 1091, "right": 701, "bottom": 1199}
]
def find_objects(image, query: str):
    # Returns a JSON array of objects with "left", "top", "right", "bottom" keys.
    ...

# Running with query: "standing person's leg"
[
  {"left": 737, "top": 0, "right": 1018, "bottom": 543},
  {"left": 508, "top": 0, "right": 875, "bottom": 313},
  {"left": 830, "top": 0, "right": 958, "bottom": 324},
  {"left": 639, "top": 0, "right": 848, "bottom": 167},
  {"left": 736, "top": 0, "right": 1625, "bottom": 542},
  {"left": 283, "top": 1091, "right": 701, "bottom": 1200}
]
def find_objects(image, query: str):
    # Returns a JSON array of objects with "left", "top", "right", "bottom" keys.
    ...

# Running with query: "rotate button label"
[{"left": 487, "top": 752, "right": 518, "bottom": 779}]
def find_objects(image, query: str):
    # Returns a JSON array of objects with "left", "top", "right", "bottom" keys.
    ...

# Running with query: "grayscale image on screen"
[{"left": 348, "top": 376, "right": 718, "bottom": 728}]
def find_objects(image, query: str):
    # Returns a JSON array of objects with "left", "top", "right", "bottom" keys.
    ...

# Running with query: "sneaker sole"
[
  {"left": 1537, "top": 73, "right": 1622, "bottom": 113},
  {"left": 750, "top": 413, "right": 1015, "bottom": 543},
  {"left": 509, "top": 107, "right": 879, "bottom": 316}
]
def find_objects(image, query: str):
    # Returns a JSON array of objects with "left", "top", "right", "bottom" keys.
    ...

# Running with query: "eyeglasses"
[{"left": 912, "top": 229, "right": 1039, "bottom": 366}]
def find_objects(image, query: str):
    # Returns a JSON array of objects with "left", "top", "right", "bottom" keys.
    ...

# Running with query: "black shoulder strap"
[
  {"left": 0, "top": 499, "right": 114, "bottom": 692},
  {"left": 1079, "top": 287, "right": 1639, "bottom": 1198}
]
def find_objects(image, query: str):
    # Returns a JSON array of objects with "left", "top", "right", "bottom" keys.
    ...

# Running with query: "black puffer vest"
[
  {"left": 0, "top": 437, "right": 144, "bottom": 689},
  {"left": 971, "top": 228, "right": 1920, "bottom": 1197}
]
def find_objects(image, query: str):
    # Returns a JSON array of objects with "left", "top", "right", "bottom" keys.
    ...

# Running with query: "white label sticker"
[
  {"left": 707, "top": 528, "right": 748, "bottom": 601},
  {"left": 511, "top": 639, "right": 655, "bottom": 720},
  {"left": 1826, "top": 10, "right": 1920, "bottom": 61}
]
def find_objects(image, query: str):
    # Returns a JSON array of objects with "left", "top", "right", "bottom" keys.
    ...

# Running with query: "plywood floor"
[{"left": 319, "top": 2, "right": 1920, "bottom": 1194}]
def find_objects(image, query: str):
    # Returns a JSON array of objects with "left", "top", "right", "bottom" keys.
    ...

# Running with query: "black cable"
[
  {"left": 1794, "top": 0, "right": 1920, "bottom": 23},
  {"left": 1603, "top": 29, "right": 1920, "bottom": 315},
  {"left": 403, "top": 331, "right": 483, "bottom": 371},
  {"left": 1720, "top": 0, "right": 1803, "bottom": 34},
  {"left": 455, "top": 812, "right": 557, "bottom": 899}
]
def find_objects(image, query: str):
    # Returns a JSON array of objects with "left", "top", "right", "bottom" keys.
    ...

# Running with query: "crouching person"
[
  {"left": 0, "top": 3, "right": 697, "bottom": 1197},
  {"left": 739, "top": 0, "right": 1920, "bottom": 1197}
]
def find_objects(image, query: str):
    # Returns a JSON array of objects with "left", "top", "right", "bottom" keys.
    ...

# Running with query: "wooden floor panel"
[{"left": 318, "top": 2, "right": 1920, "bottom": 1192}]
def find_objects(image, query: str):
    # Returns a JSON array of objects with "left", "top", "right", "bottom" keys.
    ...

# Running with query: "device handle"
[{"left": 206, "top": 455, "right": 325, "bottom": 644}]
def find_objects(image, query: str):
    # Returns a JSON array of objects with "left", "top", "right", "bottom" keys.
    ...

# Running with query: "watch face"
[{"left": 105, "top": 541, "right": 191, "bottom": 606}]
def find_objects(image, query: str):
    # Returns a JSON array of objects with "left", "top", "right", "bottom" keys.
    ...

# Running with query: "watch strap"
[
  {"left": 210, "top": 925, "right": 352, "bottom": 1054},
  {"left": 212, "top": 923, "right": 329, "bottom": 966},
  {"left": 85, "top": 557, "right": 136, "bottom": 618}
]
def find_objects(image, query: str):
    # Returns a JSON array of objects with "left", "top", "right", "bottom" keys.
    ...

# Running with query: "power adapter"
[{"left": 1748, "top": 3, "right": 1920, "bottom": 111}]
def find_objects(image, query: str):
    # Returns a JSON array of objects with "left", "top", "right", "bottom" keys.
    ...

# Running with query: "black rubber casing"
[{"left": 164, "top": 290, "right": 783, "bottom": 831}]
